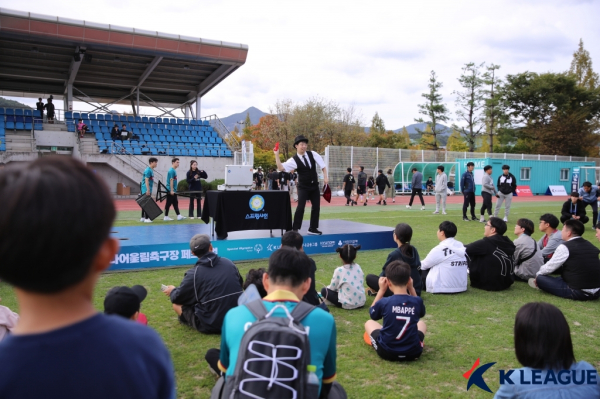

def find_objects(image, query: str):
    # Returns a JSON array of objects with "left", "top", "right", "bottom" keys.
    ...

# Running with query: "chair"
[
  {"left": 225, "top": 150, "right": 232, "bottom": 157},
  {"left": 25, "top": 123, "right": 32, "bottom": 130},
  {"left": 133, "top": 148, "right": 142, "bottom": 155},
  {"left": 119, "top": 115, "right": 127, "bottom": 122},
  {"left": 169, "top": 118, "right": 176, "bottom": 124},
  {"left": 0, "top": 108, "right": 4, "bottom": 115},
  {"left": 15, "top": 109, "right": 24, "bottom": 116},
  {"left": 142, "top": 117, "right": 149, "bottom": 123},
  {"left": 210, "top": 150, "right": 218, "bottom": 157},
  {"left": 24, "top": 109, "right": 32, "bottom": 116},
  {"left": 149, "top": 117, "right": 156, "bottom": 123},
  {"left": 34, "top": 123, "right": 43, "bottom": 131},
  {"left": 81, "top": 113, "right": 89, "bottom": 120},
  {"left": 89, "top": 114, "right": 96, "bottom": 120},
  {"left": 96, "top": 114, "right": 104, "bottom": 121},
  {"left": 173, "top": 136, "right": 182, "bottom": 143}
]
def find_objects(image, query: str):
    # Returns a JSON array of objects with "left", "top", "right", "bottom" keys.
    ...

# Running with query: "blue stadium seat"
[
  {"left": 15, "top": 109, "right": 24, "bottom": 116},
  {"left": 142, "top": 117, "right": 148, "bottom": 123},
  {"left": 150, "top": 134, "right": 158, "bottom": 141},
  {"left": 64, "top": 111, "right": 73, "bottom": 120},
  {"left": 5, "top": 109, "right": 14, "bottom": 116},
  {"left": 103, "top": 133, "right": 111, "bottom": 140},
  {"left": 67, "top": 124, "right": 75, "bottom": 132},
  {"left": 96, "top": 114, "right": 104, "bottom": 121},
  {"left": 173, "top": 136, "right": 181, "bottom": 143},
  {"left": 155, "top": 117, "right": 163, "bottom": 123},
  {"left": 190, "top": 120, "right": 197, "bottom": 126},
  {"left": 203, "top": 120, "right": 210, "bottom": 126},
  {"left": 89, "top": 114, "right": 96, "bottom": 120},
  {"left": 225, "top": 150, "right": 232, "bottom": 157},
  {"left": 175, "top": 119, "right": 182, "bottom": 124},
  {"left": 135, "top": 116, "right": 142, "bottom": 123},
  {"left": 16, "top": 122, "right": 24, "bottom": 130},
  {"left": 127, "top": 116, "right": 134, "bottom": 123},
  {"left": 95, "top": 133, "right": 103, "bottom": 140},
  {"left": 168, "top": 118, "right": 176, "bottom": 124},
  {"left": 24, "top": 109, "right": 32, "bottom": 116},
  {"left": 133, "top": 148, "right": 142, "bottom": 155},
  {"left": 91, "top": 120, "right": 99, "bottom": 127},
  {"left": 142, "top": 134, "right": 151, "bottom": 141},
  {"left": 25, "top": 123, "right": 32, "bottom": 130},
  {"left": 210, "top": 150, "right": 218, "bottom": 157},
  {"left": 149, "top": 117, "right": 156, "bottom": 123},
  {"left": 0, "top": 108, "right": 4, "bottom": 115},
  {"left": 148, "top": 129, "right": 156, "bottom": 135},
  {"left": 159, "top": 135, "right": 166, "bottom": 142},
  {"left": 81, "top": 113, "right": 88, "bottom": 120},
  {"left": 130, "top": 141, "right": 139, "bottom": 147},
  {"left": 195, "top": 149, "right": 203, "bottom": 157}
]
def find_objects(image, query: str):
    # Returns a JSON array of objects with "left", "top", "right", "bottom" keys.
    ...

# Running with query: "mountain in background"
[
  {"left": 220, "top": 106, "right": 268, "bottom": 132},
  {"left": 0, "top": 97, "right": 32, "bottom": 109}
]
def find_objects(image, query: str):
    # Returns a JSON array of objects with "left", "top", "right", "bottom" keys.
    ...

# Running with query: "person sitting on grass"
[
  {"left": 420, "top": 221, "right": 468, "bottom": 294},
  {"left": 538, "top": 213, "right": 563, "bottom": 263},
  {"left": 494, "top": 302, "right": 600, "bottom": 398},
  {"left": 512, "top": 218, "right": 544, "bottom": 282},
  {"left": 0, "top": 298, "right": 19, "bottom": 343},
  {"left": 217, "top": 247, "right": 342, "bottom": 399},
  {"left": 104, "top": 285, "right": 149, "bottom": 325},
  {"left": 163, "top": 234, "right": 243, "bottom": 334},
  {"left": 560, "top": 192, "right": 589, "bottom": 225},
  {"left": 242, "top": 268, "right": 267, "bottom": 298},
  {"left": 321, "top": 244, "right": 365, "bottom": 309},
  {"left": 465, "top": 217, "right": 516, "bottom": 291},
  {"left": 366, "top": 223, "right": 423, "bottom": 297},
  {"left": 529, "top": 219, "right": 600, "bottom": 301},
  {"left": 364, "top": 260, "right": 427, "bottom": 362},
  {"left": 0, "top": 157, "right": 175, "bottom": 399}
]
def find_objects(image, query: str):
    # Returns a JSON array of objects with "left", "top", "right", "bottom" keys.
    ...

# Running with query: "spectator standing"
[
  {"left": 529, "top": 220, "right": 600, "bottom": 301},
  {"left": 385, "top": 169, "right": 396, "bottom": 203},
  {"left": 375, "top": 169, "right": 390, "bottom": 205},
  {"left": 44, "top": 96, "right": 55, "bottom": 123},
  {"left": 321, "top": 245, "right": 365, "bottom": 309},
  {"left": 480, "top": 165, "right": 496, "bottom": 223},
  {"left": 433, "top": 166, "right": 448, "bottom": 215},
  {"left": 512, "top": 218, "right": 544, "bottom": 281},
  {"left": 355, "top": 166, "right": 368, "bottom": 206},
  {"left": 186, "top": 160, "right": 207, "bottom": 219},
  {"left": 252, "top": 167, "right": 263, "bottom": 190},
  {"left": 493, "top": 302, "right": 600, "bottom": 399},
  {"left": 342, "top": 167, "right": 356, "bottom": 206},
  {"left": 406, "top": 168, "right": 425, "bottom": 210},
  {"left": 494, "top": 165, "right": 516, "bottom": 222},
  {"left": 578, "top": 181, "right": 600, "bottom": 227},
  {"left": 35, "top": 98, "right": 44, "bottom": 121},
  {"left": 139, "top": 157, "right": 158, "bottom": 223},
  {"left": 289, "top": 169, "right": 298, "bottom": 201},
  {"left": 164, "top": 158, "right": 185, "bottom": 221},
  {"left": 560, "top": 192, "right": 589, "bottom": 224},
  {"left": 538, "top": 213, "right": 563, "bottom": 263},
  {"left": 420, "top": 221, "right": 468, "bottom": 293},
  {"left": 163, "top": 234, "right": 244, "bottom": 333},
  {"left": 465, "top": 217, "right": 516, "bottom": 291},
  {"left": 461, "top": 162, "right": 476, "bottom": 222},
  {"left": 0, "top": 157, "right": 175, "bottom": 399}
]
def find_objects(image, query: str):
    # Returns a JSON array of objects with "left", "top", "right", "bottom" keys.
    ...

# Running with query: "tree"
[
  {"left": 370, "top": 112, "right": 386, "bottom": 135},
  {"left": 453, "top": 62, "right": 485, "bottom": 152},
  {"left": 482, "top": 64, "right": 502, "bottom": 153},
  {"left": 446, "top": 130, "right": 469, "bottom": 152},
  {"left": 569, "top": 39, "right": 599, "bottom": 90},
  {"left": 499, "top": 72, "right": 600, "bottom": 156},
  {"left": 415, "top": 71, "right": 449, "bottom": 151},
  {"left": 243, "top": 112, "right": 253, "bottom": 138}
]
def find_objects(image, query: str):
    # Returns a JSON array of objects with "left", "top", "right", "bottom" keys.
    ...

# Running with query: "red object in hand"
[{"left": 274, "top": 142, "right": 279, "bottom": 151}]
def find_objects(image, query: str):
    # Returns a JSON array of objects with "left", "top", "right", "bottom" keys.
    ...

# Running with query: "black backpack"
[{"left": 222, "top": 299, "right": 316, "bottom": 399}]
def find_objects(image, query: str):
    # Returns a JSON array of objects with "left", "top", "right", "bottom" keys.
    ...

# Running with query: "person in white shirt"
[
  {"left": 275, "top": 135, "right": 328, "bottom": 235},
  {"left": 420, "top": 221, "right": 468, "bottom": 293},
  {"left": 529, "top": 219, "right": 600, "bottom": 301},
  {"left": 433, "top": 166, "right": 448, "bottom": 215}
]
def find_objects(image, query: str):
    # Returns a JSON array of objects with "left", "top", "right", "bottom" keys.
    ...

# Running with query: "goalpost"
[{"left": 392, "top": 162, "right": 461, "bottom": 195}]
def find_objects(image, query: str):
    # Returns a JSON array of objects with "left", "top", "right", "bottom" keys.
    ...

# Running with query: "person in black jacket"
[
  {"left": 465, "top": 217, "right": 516, "bottom": 291},
  {"left": 35, "top": 98, "right": 44, "bottom": 121},
  {"left": 366, "top": 223, "right": 423, "bottom": 297},
  {"left": 530, "top": 219, "right": 600, "bottom": 300},
  {"left": 494, "top": 165, "right": 517, "bottom": 222},
  {"left": 110, "top": 124, "right": 120, "bottom": 140},
  {"left": 163, "top": 234, "right": 243, "bottom": 334},
  {"left": 280, "top": 231, "right": 327, "bottom": 311},
  {"left": 375, "top": 169, "right": 391, "bottom": 205},
  {"left": 560, "top": 192, "right": 589, "bottom": 224},
  {"left": 186, "top": 160, "right": 207, "bottom": 219}
]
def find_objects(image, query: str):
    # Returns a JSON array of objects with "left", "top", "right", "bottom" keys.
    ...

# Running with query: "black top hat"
[{"left": 293, "top": 135, "right": 309, "bottom": 148}]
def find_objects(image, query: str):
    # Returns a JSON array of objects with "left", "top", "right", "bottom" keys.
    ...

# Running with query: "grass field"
[{"left": 1, "top": 199, "right": 599, "bottom": 398}]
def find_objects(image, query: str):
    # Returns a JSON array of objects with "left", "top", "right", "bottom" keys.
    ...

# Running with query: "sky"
[{"left": 2, "top": 0, "right": 600, "bottom": 129}]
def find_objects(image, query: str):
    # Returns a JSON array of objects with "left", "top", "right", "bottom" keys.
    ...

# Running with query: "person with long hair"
[
  {"left": 186, "top": 160, "right": 207, "bottom": 220},
  {"left": 366, "top": 223, "right": 423, "bottom": 297},
  {"left": 321, "top": 244, "right": 365, "bottom": 309},
  {"left": 494, "top": 302, "right": 600, "bottom": 398}
]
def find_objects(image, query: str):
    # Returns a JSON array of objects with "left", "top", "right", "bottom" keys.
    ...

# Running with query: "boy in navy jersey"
[{"left": 364, "top": 260, "right": 427, "bottom": 361}]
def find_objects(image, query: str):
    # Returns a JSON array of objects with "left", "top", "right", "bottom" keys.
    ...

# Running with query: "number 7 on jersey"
[{"left": 395, "top": 316, "right": 411, "bottom": 340}]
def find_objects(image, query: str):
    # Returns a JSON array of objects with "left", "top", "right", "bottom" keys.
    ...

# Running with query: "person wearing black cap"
[
  {"left": 275, "top": 135, "right": 328, "bottom": 235},
  {"left": 104, "top": 285, "right": 147, "bottom": 322}
]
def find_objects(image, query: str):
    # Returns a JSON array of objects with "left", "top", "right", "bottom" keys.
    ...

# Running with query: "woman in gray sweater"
[{"left": 480, "top": 165, "right": 496, "bottom": 223}]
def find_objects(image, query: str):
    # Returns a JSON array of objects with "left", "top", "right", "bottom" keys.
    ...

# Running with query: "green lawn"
[{"left": 1, "top": 200, "right": 599, "bottom": 398}]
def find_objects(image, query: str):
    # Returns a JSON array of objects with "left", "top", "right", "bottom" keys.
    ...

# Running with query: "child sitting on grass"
[
  {"left": 364, "top": 260, "right": 427, "bottom": 361},
  {"left": 321, "top": 244, "right": 365, "bottom": 309}
]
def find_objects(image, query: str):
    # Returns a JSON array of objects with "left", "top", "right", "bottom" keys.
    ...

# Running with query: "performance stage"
[{"left": 109, "top": 219, "right": 395, "bottom": 271}]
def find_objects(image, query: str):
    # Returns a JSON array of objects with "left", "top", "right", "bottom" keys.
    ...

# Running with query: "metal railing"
[
  {"left": 201, "top": 114, "right": 240, "bottom": 150},
  {"left": 88, "top": 141, "right": 164, "bottom": 181}
]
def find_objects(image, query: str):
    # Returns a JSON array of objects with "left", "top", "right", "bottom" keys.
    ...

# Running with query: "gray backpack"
[{"left": 222, "top": 299, "right": 316, "bottom": 399}]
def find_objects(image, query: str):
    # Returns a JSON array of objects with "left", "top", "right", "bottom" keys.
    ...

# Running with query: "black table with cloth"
[{"left": 201, "top": 191, "right": 293, "bottom": 238}]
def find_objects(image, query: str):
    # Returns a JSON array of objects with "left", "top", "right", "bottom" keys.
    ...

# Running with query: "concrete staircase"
[{"left": 5, "top": 131, "right": 35, "bottom": 152}]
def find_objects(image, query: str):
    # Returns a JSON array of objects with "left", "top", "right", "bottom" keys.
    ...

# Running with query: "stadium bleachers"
[
  {"left": 0, "top": 108, "right": 43, "bottom": 138},
  {"left": 64, "top": 111, "right": 232, "bottom": 157}
]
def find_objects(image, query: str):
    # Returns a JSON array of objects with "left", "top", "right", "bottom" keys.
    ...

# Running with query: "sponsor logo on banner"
[
  {"left": 546, "top": 185, "right": 568, "bottom": 196},
  {"left": 254, "top": 244, "right": 263, "bottom": 254},
  {"left": 247, "top": 195, "right": 269, "bottom": 219},
  {"left": 515, "top": 186, "right": 533, "bottom": 197},
  {"left": 571, "top": 167, "right": 580, "bottom": 192}
]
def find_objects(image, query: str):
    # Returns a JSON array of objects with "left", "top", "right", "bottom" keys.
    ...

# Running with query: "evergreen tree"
[
  {"left": 482, "top": 64, "right": 502, "bottom": 153},
  {"left": 446, "top": 130, "right": 469, "bottom": 152},
  {"left": 569, "top": 39, "right": 599, "bottom": 90},
  {"left": 370, "top": 112, "right": 386, "bottom": 134},
  {"left": 453, "top": 62, "right": 485, "bottom": 152},
  {"left": 415, "top": 71, "right": 449, "bottom": 151},
  {"left": 243, "top": 112, "right": 253, "bottom": 138}
]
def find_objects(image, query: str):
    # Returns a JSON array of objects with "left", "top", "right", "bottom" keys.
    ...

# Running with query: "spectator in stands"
[
  {"left": 538, "top": 213, "right": 563, "bottom": 263},
  {"left": 376, "top": 169, "right": 390, "bottom": 206},
  {"left": 434, "top": 166, "right": 448, "bottom": 215},
  {"left": 164, "top": 158, "right": 185, "bottom": 221},
  {"left": 479, "top": 165, "right": 496, "bottom": 223},
  {"left": 322, "top": 244, "right": 365, "bottom": 309},
  {"left": 406, "top": 167, "right": 425, "bottom": 210},
  {"left": 44, "top": 96, "right": 55, "bottom": 123},
  {"left": 494, "top": 302, "right": 600, "bottom": 398},
  {"left": 494, "top": 165, "right": 517, "bottom": 222},
  {"left": 139, "top": 157, "right": 158, "bottom": 223},
  {"left": 104, "top": 285, "right": 148, "bottom": 323},
  {"left": 366, "top": 223, "right": 423, "bottom": 297},
  {"left": 0, "top": 157, "right": 175, "bottom": 398},
  {"left": 466, "top": 217, "right": 516, "bottom": 291},
  {"left": 163, "top": 234, "right": 243, "bottom": 333},
  {"left": 385, "top": 169, "right": 395, "bottom": 203},
  {"left": 560, "top": 192, "right": 589, "bottom": 224},
  {"left": 281, "top": 231, "right": 324, "bottom": 309},
  {"left": 252, "top": 167, "right": 263, "bottom": 190},
  {"left": 119, "top": 124, "right": 130, "bottom": 141},
  {"left": 579, "top": 181, "right": 600, "bottom": 227},
  {"left": 218, "top": 247, "right": 341, "bottom": 399},
  {"left": 77, "top": 119, "right": 89, "bottom": 138},
  {"left": 365, "top": 260, "right": 427, "bottom": 362},
  {"left": 513, "top": 218, "right": 544, "bottom": 281},
  {"left": 461, "top": 162, "right": 477, "bottom": 222},
  {"left": 35, "top": 98, "right": 44, "bottom": 121},
  {"left": 425, "top": 177, "right": 434, "bottom": 195},
  {"left": 0, "top": 298, "right": 19, "bottom": 342},
  {"left": 420, "top": 221, "right": 468, "bottom": 293},
  {"left": 186, "top": 160, "right": 207, "bottom": 220},
  {"left": 110, "top": 123, "right": 120, "bottom": 140},
  {"left": 529, "top": 219, "right": 600, "bottom": 300},
  {"left": 289, "top": 169, "right": 298, "bottom": 201}
]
